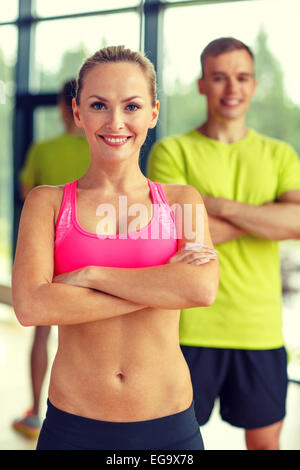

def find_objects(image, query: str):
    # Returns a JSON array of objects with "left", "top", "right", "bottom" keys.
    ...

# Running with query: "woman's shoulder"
[
  {"left": 23, "top": 185, "right": 66, "bottom": 222},
  {"left": 25, "top": 184, "right": 64, "bottom": 203},
  {"left": 159, "top": 183, "right": 203, "bottom": 205}
]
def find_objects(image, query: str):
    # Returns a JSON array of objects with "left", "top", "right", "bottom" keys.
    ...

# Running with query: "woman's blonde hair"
[{"left": 75, "top": 45, "right": 157, "bottom": 107}]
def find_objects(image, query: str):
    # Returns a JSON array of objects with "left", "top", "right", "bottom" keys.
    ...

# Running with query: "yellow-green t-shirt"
[
  {"left": 147, "top": 129, "right": 300, "bottom": 349},
  {"left": 20, "top": 133, "right": 90, "bottom": 186}
]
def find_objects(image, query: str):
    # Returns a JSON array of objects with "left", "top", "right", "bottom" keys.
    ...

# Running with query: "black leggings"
[{"left": 37, "top": 399, "right": 204, "bottom": 450}]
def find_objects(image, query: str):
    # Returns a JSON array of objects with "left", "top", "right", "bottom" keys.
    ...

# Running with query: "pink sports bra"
[{"left": 54, "top": 179, "right": 178, "bottom": 275}]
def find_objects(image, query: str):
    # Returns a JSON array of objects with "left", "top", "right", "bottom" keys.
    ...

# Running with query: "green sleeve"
[
  {"left": 19, "top": 143, "right": 40, "bottom": 187},
  {"left": 147, "top": 138, "right": 188, "bottom": 184},
  {"left": 276, "top": 143, "right": 300, "bottom": 198}
]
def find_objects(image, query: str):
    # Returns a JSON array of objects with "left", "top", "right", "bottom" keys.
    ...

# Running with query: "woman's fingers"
[
  {"left": 167, "top": 247, "right": 217, "bottom": 265},
  {"left": 182, "top": 252, "right": 217, "bottom": 263},
  {"left": 178, "top": 246, "right": 217, "bottom": 257},
  {"left": 186, "top": 257, "right": 211, "bottom": 265},
  {"left": 180, "top": 244, "right": 217, "bottom": 257},
  {"left": 167, "top": 242, "right": 218, "bottom": 265}
]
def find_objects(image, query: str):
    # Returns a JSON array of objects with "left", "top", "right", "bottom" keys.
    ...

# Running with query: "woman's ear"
[
  {"left": 149, "top": 100, "right": 160, "bottom": 129},
  {"left": 72, "top": 98, "right": 84, "bottom": 128}
]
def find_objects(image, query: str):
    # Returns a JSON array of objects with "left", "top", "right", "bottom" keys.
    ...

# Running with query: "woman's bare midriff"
[{"left": 48, "top": 307, "right": 193, "bottom": 422}]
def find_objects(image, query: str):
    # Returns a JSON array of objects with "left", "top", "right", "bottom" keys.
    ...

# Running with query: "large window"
[
  {"left": 1, "top": 1, "right": 18, "bottom": 22},
  {"left": 0, "top": 26, "right": 17, "bottom": 286},
  {"left": 31, "top": 12, "right": 140, "bottom": 93},
  {"left": 34, "top": 0, "right": 140, "bottom": 17}
]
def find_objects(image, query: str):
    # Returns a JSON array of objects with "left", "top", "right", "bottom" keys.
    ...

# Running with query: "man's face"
[{"left": 198, "top": 49, "right": 257, "bottom": 122}]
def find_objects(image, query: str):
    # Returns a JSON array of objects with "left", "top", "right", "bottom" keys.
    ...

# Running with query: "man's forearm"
[
  {"left": 208, "top": 215, "right": 247, "bottom": 245},
  {"left": 222, "top": 201, "right": 300, "bottom": 241}
]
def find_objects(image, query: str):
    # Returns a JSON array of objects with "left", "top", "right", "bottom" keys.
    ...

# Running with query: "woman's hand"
[{"left": 167, "top": 242, "right": 218, "bottom": 266}]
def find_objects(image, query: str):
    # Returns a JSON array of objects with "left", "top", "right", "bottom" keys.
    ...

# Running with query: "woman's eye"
[
  {"left": 126, "top": 104, "right": 140, "bottom": 111},
  {"left": 91, "top": 102, "right": 106, "bottom": 110}
]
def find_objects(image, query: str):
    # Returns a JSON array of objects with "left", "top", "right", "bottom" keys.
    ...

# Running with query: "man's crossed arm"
[{"left": 202, "top": 190, "right": 300, "bottom": 244}]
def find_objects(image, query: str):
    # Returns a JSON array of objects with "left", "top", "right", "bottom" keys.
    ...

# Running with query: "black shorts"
[
  {"left": 36, "top": 399, "right": 204, "bottom": 450},
  {"left": 181, "top": 346, "right": 288, "bottom": 429}
]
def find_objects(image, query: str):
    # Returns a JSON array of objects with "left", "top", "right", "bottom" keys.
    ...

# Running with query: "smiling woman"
[
  {"left": 72, "top": 47, "right": 159, "bottom": 166},
  {"left": 12, "top": 45, "right": 219, "bottom": 450}
]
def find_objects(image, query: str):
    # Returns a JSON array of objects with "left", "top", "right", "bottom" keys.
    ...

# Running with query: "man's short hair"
[
  {"left": 58, "top": 79, "right": 77, "bottom": 114},
  {"left": 201, "top": 37, "right": 254, "bottom": 76}
]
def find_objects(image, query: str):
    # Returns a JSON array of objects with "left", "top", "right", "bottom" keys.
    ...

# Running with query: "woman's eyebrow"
[
  {"left": 122, "top": 95, "right": 144, "bottom": 102},
  {"left": 88, "top": 94, "right": 108, "bottom": 101},
  {"left": 87, "top": 94, "right": 144, "bottom": 102}
]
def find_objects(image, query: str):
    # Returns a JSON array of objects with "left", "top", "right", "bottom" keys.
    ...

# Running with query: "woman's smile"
[{"left": 99, "top": 134, "right": 132, "bottom": 147}]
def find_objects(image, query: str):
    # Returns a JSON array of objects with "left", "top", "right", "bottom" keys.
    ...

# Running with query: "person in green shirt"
[
  {"left": 19, "top": 81, "right": 90, "bottom": 198},
  {"left": 147, "top": 37, "right": 300, "bottom": 450},
  {"left": 13, "top": 79, "right": 90, "bottom": 439}
]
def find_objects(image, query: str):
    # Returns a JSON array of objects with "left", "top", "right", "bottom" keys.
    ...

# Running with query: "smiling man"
[{"left": 147, "top": 37, "right": 300, "bottom": 450}]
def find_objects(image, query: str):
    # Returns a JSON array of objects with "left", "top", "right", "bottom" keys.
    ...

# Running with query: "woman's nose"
[{"left": 105, "top": 110, "right": 125, "bottom": 131}]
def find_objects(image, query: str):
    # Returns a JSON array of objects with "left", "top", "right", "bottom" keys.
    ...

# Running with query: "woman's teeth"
[{"left": 102, "top": 136, "right": 128, "bottom": 143}]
